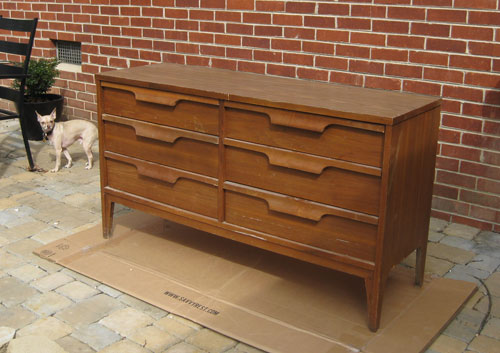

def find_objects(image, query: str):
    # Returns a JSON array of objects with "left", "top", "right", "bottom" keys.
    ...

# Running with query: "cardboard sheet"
[{"left": 35, "top": 211, "right": 476, "bottom": 353}]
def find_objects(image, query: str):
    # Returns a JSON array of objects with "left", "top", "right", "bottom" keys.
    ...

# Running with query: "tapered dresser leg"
[
  {"left": 102, "top": 194, "right": 115, "bottom": 239},
  {"left": 365, "top": 275, "right": 386, "bottom": 332},
  {"left": 415, "top": 244, "right": 427, "bottom": 286}
]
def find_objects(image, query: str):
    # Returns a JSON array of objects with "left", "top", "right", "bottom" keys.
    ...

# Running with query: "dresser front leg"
[
  {"left": 415, "top": 244, "right": 427, "bottom": 286},
  {"left": 102, "top": 194, "right": 115, "bottom": 239},
  {"left": 364, "top": 274, "right": 386, "bottom": 332}
]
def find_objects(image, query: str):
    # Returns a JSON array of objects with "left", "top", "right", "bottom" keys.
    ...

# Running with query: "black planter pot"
[{"left": 19, "top": 94, "right": 64, "bottom": 141}]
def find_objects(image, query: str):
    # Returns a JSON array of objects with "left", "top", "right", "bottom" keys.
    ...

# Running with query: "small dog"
[{"left": 36, "top": 109, "right": 98, "bottom": 172}]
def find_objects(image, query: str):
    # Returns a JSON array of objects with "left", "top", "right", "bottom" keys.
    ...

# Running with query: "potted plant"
[{"left": 12, "top": 57, "right": 64, "bottom": 141}]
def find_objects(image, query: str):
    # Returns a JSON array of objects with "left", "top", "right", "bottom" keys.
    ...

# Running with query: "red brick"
[
  {"left": 121, "top": 7, "right": 141, "bottom": 16},
  {"left": 484, "top": 121, "right": 500, "bottom": 135},
  {"left": 267, "top": 64, "right": 296, "bottom": 78},
  {"left": 256, "top": 0, "right": 284, "bottom": 11},
  {"left": 371, "top": 48, "right": 408, "bottom": 61},
  {"left": 411, "top": 23, "right": 450, "bottom": 37},
  {"left": 255, "top": 25, "right": 282, "bottom": 37},
  {"left": 437, "top": 170, "right": 476, "bottom": 189},
  {"left": 485, "top": 89, "right": 500, "bottom": 105},
  {"left": 143, "top": 28, "right": 164, "bottom": 39},
  {"left": 337, "top": 17, "right": 371, "bottom": 30},
  {"left": 176, "top": 0, "right": 199, "bottom": 7},
  {"left": 152, "top": 18, "right": 174, "bottom": 28},
  {"left": 451, "top": 215, "right": 493, "bottom": 231},
  {"left": 243, "top": 12, "right": 271, "bottom": 24},
  {"left": 272, "top": 38, "right": 301, "bottom": 51},
  {"left": 387, "top": 35, "right": 425, "bottom": 49},
  {"left": 165, "top": 8, "right": 188, "bottom": 18},
  {"left": 470, "top": 205, "right": 499, "bottom": 224},
  {"left": 304, "top": 16, "right": 337, "bottom": 29},
  {"left": 154, "top": 40, "right": 175, "bottom": 51},
  {"left": 186, "top": 55, "right": 210, "bottom": 66},
  {"left": 285, "top": 1, "right": 315, "bottom": 13},
  {"left": 456, "top": 0, "right": 497, "bottom": 9},
  {"left": 237, "top": 60, "right": 265, "bottom": 74},
  {"left": 154, "top": 0, "right": 175, "bottom": 5},
  {"left": 200, "top": 44, "right": 225, "bottom": 57},
  {"left": 243, "top": 36, "right": 270, "bottom": 49},
  {"left": 372, "top": 20, "right": 409, "bottom": 34},
  {"left": 132, "top": 39, "right": 153, "bottom": 50},
  {"left": 254, "top": 50, "right": 282, "bottom": 63},
  {"left": 349, "top": 60, "right": 384, "bottom": 75},
  {"left": 189, "top": 32, "right": 214, "bottom": 43},
  {"left": 462, "top": 133, "right": 500, "bottom": 151},
  {"left": 465, "top": 72, "right": 500, "bottom": 88},
  {"left": 318, "top": 3, "right": 349, "bottom": 16},
  {"left": 424, "top": 68, "right": 463, "bottom": 84},
  {"left": 215, "top": 34, "right": 241, "bottom": 46},
  {"left": 336, "top": 44, "right": 370, "bottom": 59},
  {"left": 284, "top": 27, "right": 315, "bottom": 40},
  {"left": 316, "top": 29, "right": 350, "bottom": 43},
  {"left": 388, "top": 6, "right": 425, "bottom": 20},
  {"left": 478, "top": 179, "right": 500, "bottom": 195},
  {"left": 330, "top": 71, "right": 364, "bottom": 87},
  {"left": 442, "top": 144, "right": 482, "bottom": 162},
  {"left": 439, "top": 129, "right": 461, "bottom": 144},
  {"left": 365, "top": 76, "right": 401, "bottom": 90},
  {"left": 450, "top": 55, "right": 491, "bottom": 71},
  {"left": 201, "top": 0, "right": 225, "bottom": 8},
  {"left": 297, "top": 67, "right": 329, "bottom": 81},
  {"left": 302, "top": 41, "right": 335, "bottom": 55},
  {"left": 441, "top": 99, "right": 462, "bottom": 114},
  {"left": 463, "top": 102, "right": 500, "bottom": 119},
  {"left": 452, "top": 25, "right": 494, "bottom": 41},
  {"left": 164, "top": 30, "right": 188, "bottom": 40},
  {"left": 483, "top": 151, "right": 500, "bottom": 166},
  {"left": 315, "top": 56, "right": 348, "bottom": 70},
  {"left": 351, "top": 32, "right": 386, "bottom": 46},
  {"left": 140, "top": 50, "right": 161, "bottom": 62},
  {"left": 441, "top": 114, "right": 483, "bottom": 132},
  {"left": 386, "top": 63, "right": 422, "bottom": 78},
  {"left": 123, "top": 27, "right": 142, "bottom": 37},
  {"left": 99, "top": 46, "right": 119, "bottom": 56},
  {"left": 432, "top": 197, "right": 469, "bottom": 216},
  {"left": 431, "top": 210, "right": 452, "bottom": 223},
  {"left": 403, "top": 80, "right": 441, "bottom": 96},
  {"left": 227, "top": 0, "right": 254, "bottom": 10},
  {"left": 163, "top": 53, "right": 185, "bottom": 64},
  {"left": 226, "top": 23, "right": 253, "bottom": 35},
  {"left": 443, "top": 85, "right": 484, "bottom": 103},
  {"left": 176, "top": 42, "right": 199, "bottom": 54},
  {"left": 284, "top": 53, "right": 314, "bottom": 66},
  {"left": 427, "top": 9, "right": 467, "bottom": 23},
  {"left": 211, "top": 58, "right": 237, "bottom": 71},
  {"left": 469, "top": 11, "right": 500, "bottom": 26},
  {"left": 435, "top": 156, "right": 459, "bottom": 172},
  {"left": 273, "top": 14, "right": 302, "bottom": 26},
  {"left": 226, "top": 47, "right": 252, "bottom": 59},
  {"left": 461, "top": 161, "right": 500, "bottom": 180},
  {"left": 189, "top": 9, "right": 214, "bottom": 20},
  {"left": 427, "top": 38, "right": 467, "bottom": 53},
  {"left": 351, "top": 5, "right": 387, "bottom": 18},
  {"left": 461, "top": 190, "right": 500, "bottom": 209},
  {"left": 215, "top": 11, "right": 241, "bottom": 22},
  {"left": 200, "top": 21, "right": 224, "bottom": 32},
  {"left": 434, "top": 184, "right": 459, "bottom": 200}
]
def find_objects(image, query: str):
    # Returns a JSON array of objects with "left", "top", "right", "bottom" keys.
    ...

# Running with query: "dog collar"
[{"left": 43, "top": 129, "right": 53, "bottom": 142}]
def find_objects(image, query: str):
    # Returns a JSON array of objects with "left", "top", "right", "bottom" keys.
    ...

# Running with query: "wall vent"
[{"left": 56, "top": 41, "right": 81, "bottom": 65}]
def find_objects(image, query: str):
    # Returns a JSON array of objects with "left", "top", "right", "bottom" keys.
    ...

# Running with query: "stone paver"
[
  {"left": 1, "top": 124, "right": 499, "bottom": 353},
  {"left": 56, "top": 281, "right": 99, "bottom": 302},
  {"left": 99, "top": 307, "right": 155, "bottom": 337},
  {"left": 0, "top": 327, "right": 15, "bottom": 347}
]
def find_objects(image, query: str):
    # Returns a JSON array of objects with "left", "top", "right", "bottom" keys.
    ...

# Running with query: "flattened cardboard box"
[{"left": 35, "top": 211, "right": 476, "bottom": 353}]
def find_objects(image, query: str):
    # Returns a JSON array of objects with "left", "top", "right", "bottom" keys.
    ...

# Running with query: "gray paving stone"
[
  {"left": 0, "top": 277, "right": 39, "bottom": 307},
  {"left": 31, "top": 272, "right": 74, "bottom": 292},
  {"left": 0, "top": 251, "right": 24, "bottom": 271},
  {"left": 445, "top": 264, "right": 490, "bottom": 281},
  {"left": 99, "top": 307, "right": 154, "bottom": 337},
  {"left": 16, "top": 317, "right": 72, "bottom": 340},
  {"left": 469, "top": 255, "right": 500, "bottom": 274},
  {"left": 3, "top": 239, "right": 43, "bottom": 262},
  {"left": 440, "top": 235, "right": 476, "bottom": 251},
  {"left": 225, "top": 343, "right": 266, "bottom": 353},
  {"left": 444, "top": 307, "right": 485, "bottom": 343},
  {"left": 6, "top": 335, "right": 68, "bottom": 353},
  {"left": 185, "top": 329, "right": 237, "bottom": 353},
  {"left": 118, "top": 293, "right": 168, "bottom": 320},
  {"left": 60, "top": 269, "right": 101, "bottom": 288},
  {"left": 7, "top": 264, "right": 46, "bottom": 283},
  {"left": 430, "top": 218, "right": 448, "bottom": 232},
  {"left": 428, "top": 230, "right": 445, "bottom": 242},
  {"left": 469, "top": 334, "right": 500, "bottom": 353},
  {"left": 474, "top": 232, "right": 500, "bottom": 258},
  {"left": 486, "top": 272, "right": 500, "bottom": 297},
  {"left": 0, "top": 220, "right": 51, "bottom": 243},
  {"left": 165, "top": 342, "right": 208, "bottom": 353},
  {"left": 97, "top": 285, "right": 122, "bottom": 298},
  {"left": 0, "top": 306, "right": 37, "bottom": 329},
  {"left": 428, "top": 334, "right": 468, "bottom": 353},
  {"left": 24, "top": 292, "right": 72, "bottom": 316},
  {"left": 97, "top": 339, "right": 150, "bottom": 353},
  {"left": 71, "top": 323, "right": 121, "bottom": 351},
  {"left": 427, "top": 243, "right": 476, "bottom": 265},
  {"left": 155, "top": 315, "right": 198, "bottom": 340},
  {"left": 56, "top": 336, "right": 96, "bottom": 353},
  {"left": 56, "top": 281, "right": 99, "bottom": 302},
  {"left": 444, "top": 223, "right": 481, "bottom": 240},
  {"left": 128, "top": 325, "right": 180, "bottom": 352},
  {"left": 482, "top": 317, "right": 500, "bottom": 340},
  {"left": 0, "top": 327, "right": 15, "bottom": 347},
  {"left": 55, "top": 294, "right": 124, "bottom": 328}
]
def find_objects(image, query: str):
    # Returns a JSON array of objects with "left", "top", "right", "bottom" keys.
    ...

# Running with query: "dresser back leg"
[{"left": 102, "top": 194, "right": 115, "bottom": 239}]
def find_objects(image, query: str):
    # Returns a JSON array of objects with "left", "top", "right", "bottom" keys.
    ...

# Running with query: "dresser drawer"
[
  {"left": 225, "top": 140, "right": 381, "bottom": 216},
  {"left": 104, "top": 152, "right": 218, "bottom": 218},
  {"left": 102, "top": 114, "right": 219, "bottom": 177},
  {"left": 101, "top": 82, "right": 219, "bottom": 134},
  {"left": 224, "top": 183, "right": 377, "bottom": 262},
  {"left": 225, "top": 102, "right": 384, "bottom": 167}
]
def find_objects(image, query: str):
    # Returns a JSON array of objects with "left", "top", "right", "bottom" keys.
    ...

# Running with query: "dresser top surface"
[{"left": 96, "top": 63, "right": 440, "bottom": 125}]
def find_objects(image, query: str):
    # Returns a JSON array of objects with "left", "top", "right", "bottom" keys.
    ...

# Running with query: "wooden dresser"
[{"left": 96, "top": 63, "right": 441, "bottom": 331}]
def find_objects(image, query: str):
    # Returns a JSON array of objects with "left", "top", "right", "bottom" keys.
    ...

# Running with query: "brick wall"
[{"left": 1, "top": 0, "right": 499, "bottom": 231}]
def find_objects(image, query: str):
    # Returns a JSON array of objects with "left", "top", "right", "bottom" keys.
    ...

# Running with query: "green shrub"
[{"left": 12, "top": 58, "right": 60, "bottom": 102}]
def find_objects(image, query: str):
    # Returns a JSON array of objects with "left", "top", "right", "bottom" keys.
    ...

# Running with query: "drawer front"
[
  {"left": 101, "top": 82, "right": 219, "bottom": 135},
  {"left": 225, "top": 142, "right": 381, "bottom": 216},
  {"left": 104, "top": 153, "right": 218, "bottom": 218},
  {"left": 225, "top": 185, "right": 377, "bottom": 262},
  {"left": 225, "top": 102, "right": 384, "bottom": 167},
  {"left": 103, "top": 115, "right": 219, "bottom": 177}
]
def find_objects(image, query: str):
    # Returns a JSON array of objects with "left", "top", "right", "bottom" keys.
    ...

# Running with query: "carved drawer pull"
[
  {"left": 224, "top": 139, "right": 381, "bottom": 176},
  {"left": 104, "top": 151, "right": 218, "bottom": 186},
  {"left": 103, "top": 115, "right": 218, "bottom": 145},
  {"left": 102, "top": 82, "right": 218, "bottom": 107}
]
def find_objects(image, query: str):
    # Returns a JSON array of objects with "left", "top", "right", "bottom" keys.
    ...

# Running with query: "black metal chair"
[{"left": 0, "top": 16, "right": 38, "bottom": 171}]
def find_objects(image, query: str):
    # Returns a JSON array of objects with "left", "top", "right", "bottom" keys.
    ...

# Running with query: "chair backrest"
[{"left": 0, "top": 17, "right": 38, "bottom": 103}]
